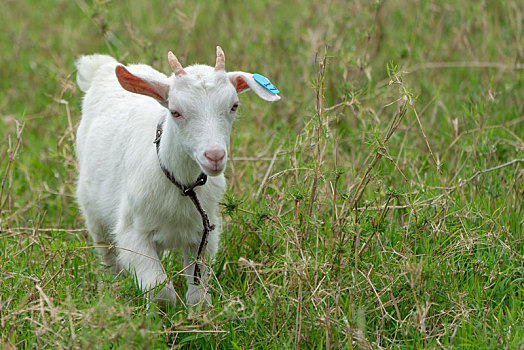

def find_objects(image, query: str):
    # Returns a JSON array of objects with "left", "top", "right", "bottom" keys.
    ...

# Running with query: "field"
[{"left": 1, "top": 0, "right": 523, "bottom": 348}]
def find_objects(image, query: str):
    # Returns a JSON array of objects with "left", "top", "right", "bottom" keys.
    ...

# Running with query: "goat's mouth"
[{"left": 199, "top": 162, "right": 225, "bottom": 177}]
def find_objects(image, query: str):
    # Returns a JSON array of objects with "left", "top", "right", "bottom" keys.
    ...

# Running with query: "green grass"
[{"left": 1, "top": 0, "right": 523, "bottom": 348}]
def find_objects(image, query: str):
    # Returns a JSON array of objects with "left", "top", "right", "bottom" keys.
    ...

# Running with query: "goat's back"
[
  {"left": 75, "top": 56, "right": 167, "bottom": 160},
  {"left": 76, "top": 54, "right": 117, "bottom": 92}
]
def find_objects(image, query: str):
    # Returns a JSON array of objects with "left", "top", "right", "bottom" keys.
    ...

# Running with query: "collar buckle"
[{"left": 181, "top": 173, "right": 208, "bottom": 196}]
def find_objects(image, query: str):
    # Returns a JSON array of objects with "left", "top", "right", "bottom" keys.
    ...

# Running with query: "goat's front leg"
[
  {"left": 115, "top": 227, "right": 178, "bottom": 307},
  {"left": 182, "top": 242, "right": 215, "bottom": 308}
]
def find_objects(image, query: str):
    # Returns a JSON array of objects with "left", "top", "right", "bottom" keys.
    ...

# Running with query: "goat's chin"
[{"left": 199, "top": 163, "right": 225, "bottom": 177}]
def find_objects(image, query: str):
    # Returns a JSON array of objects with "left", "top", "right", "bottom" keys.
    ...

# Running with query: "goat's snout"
[
  {"left": 201, "top": 148, "right": 226, "bottom": 175},
  {"left": 204, "top": 149, "right": 225, "bottom": 164}
]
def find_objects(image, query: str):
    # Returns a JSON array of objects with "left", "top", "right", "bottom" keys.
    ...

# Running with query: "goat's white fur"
[{"left": 75, "top": 49, "right": 279, "bottom": 307}]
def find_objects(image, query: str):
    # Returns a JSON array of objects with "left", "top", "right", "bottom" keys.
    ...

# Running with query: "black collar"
[
  {"left": 154, "top": 117, "right": 214, "bottom": 284},
  {"left": 153, "top": 117, "right": 208, "bottom": 195}
]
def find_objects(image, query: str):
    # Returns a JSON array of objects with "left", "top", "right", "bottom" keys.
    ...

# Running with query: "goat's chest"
[{"left": 131, "top": 183, "right": 221, "bottom": 249}]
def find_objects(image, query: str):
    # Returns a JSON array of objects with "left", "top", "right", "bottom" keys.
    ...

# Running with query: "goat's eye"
[
  {"left": 230, "top": 103, "right": 239, "bottom": 113},
  {"left": 171, "top": 111, "right": 183, "bottom": 119}
]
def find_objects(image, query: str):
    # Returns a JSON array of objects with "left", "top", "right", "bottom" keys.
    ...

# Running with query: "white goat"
[{"left": 75, "top": 47, "right": 279, "bottom": 307}]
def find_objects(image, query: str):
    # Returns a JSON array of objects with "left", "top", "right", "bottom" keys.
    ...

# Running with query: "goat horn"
[
  {"left": 215, "top": 46, "right": 225, "bottom": 71},
  {"left": 168, "top": 51, "right": 187, "bottom": 77}
]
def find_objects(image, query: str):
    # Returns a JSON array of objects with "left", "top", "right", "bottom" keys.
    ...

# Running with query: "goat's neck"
[{"left": 157, "top": 121, "right": 203, "bottom": 186}]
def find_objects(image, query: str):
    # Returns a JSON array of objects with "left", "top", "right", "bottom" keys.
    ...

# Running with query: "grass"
[{"left": 1, "top": 0, "right": 523, "bottom": 348}]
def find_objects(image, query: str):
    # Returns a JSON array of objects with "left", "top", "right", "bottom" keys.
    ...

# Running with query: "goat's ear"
[
  {"left": 115, "top": 66, "right": 169, "bottom": 106},
  {"left": 227, "top": 72, "right": 280, "bottom": 102}
]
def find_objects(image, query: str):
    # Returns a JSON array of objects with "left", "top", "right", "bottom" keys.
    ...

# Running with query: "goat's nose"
[{"left": 204, "top": 149, "right": 225, "bottom": 164}]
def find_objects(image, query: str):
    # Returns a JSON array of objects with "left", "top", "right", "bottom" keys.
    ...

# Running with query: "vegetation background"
[{"left": 1, "top": 0, "right": 522, "bottom": 348}]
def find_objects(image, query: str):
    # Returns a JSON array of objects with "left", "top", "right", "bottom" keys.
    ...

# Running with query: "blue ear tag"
[{"left": 253, "top": 73, "right": 280, "bottom": 95}]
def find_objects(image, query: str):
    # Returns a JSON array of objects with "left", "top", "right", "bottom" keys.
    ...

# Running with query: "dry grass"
[{"left": 1, "top": 0, "right": 523, "bottom": 348}]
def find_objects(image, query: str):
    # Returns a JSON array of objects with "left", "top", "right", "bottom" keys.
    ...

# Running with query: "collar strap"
[{"left": 154, "top": 117, "right": 213, "bottom": 285}]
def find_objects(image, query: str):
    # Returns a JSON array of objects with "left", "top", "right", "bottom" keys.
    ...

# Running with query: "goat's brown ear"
[
  {"left": 115, "top": 66, "right": 169, "bottom": 106},
  {"left": 232, "top": 75, "right": 250, "bottom": 93}
]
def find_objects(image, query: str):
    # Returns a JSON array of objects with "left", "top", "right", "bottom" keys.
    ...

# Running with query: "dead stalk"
[{"left": 1, "top": 120, "right": 25, "bottom": 215}]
